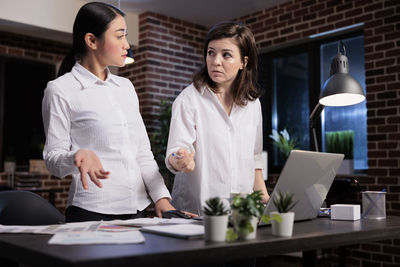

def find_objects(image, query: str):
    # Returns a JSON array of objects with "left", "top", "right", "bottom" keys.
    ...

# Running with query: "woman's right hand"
[
  {"left": 168, "top": 148, "right": 195, "bottom": 173},
  {"left": 74, "top": 149, "right": 110, "bottom": 189}
]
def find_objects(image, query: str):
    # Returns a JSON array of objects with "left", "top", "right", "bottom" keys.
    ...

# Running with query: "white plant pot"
[
  {"left": 204, "top": 215, "right": 229, "bottom": 242},
  {"left": 337, "top": 159, "right": 354, "bottom": 174},
  {"left": 244, "top": 216, "right": 259, "bottom": 240},
  {"left": 231, "top": 210, "right": 258, "bottom": 240},
  {"left": 271, "top": 212, "right": 295, "bottom": 237}
]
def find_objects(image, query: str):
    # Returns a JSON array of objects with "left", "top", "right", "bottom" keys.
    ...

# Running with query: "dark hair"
[
  {"left": 57, "top": 2, "right": 125, "bottom": 77},
  {"left": 193, "top": 21, "right": 260, "bottom": 106}
]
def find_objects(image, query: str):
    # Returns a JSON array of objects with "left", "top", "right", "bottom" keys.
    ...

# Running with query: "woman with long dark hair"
[
  {"left": 43, "top": 2, "right": 179, "bottom": 222},
  {"left": 166, "top": 21, "right": 270, "bottom": 215}
]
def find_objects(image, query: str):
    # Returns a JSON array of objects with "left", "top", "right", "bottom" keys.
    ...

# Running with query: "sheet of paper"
[
  {"left": 48, "top": 231, "right": 145, "bottom": 245},
  {"left": 0, "top": 221, "right": 102, "bottom": 234}
]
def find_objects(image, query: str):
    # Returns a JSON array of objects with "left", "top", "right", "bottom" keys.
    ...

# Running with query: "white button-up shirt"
[
  {"left": 42, "top": 63, "right": 170, "bottom": 214},
  {"left": 166, "top": 84, "right": 263, "bottom": 214}
]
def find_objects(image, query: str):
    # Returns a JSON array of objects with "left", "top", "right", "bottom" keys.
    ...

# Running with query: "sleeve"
[
  {"left": 254, "top": 99, "right": 264, "bottom": 169},
  {"left": 165, "top": 96, "right": 196, "bottom": 174},
  {"left": 133, "top": 92, "right": 171, "bottom": 202},
  {"left": 42, "top": 82, "right": 78, "bottom": 178}
]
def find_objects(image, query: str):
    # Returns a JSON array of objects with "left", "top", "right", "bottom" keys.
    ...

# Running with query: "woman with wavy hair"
[{"left": 166, "top": 21, "right": 270, "bottom": 215}]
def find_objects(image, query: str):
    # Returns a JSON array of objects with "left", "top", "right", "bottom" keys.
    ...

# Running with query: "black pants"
[{"left": 65, "top": 205, "right": 147, "bottom": 222}]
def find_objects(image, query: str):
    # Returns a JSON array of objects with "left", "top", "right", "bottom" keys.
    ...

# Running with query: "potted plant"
[
  {"left": 270, "top": 191, "right": 298, "bottom": 237},
  {"left": 203, "top": 197, "right": 229, "bottom": 242},
  {"left": 228, "top": 191, "right": 281, "bottom": 241},
  {"left": 325, "top": 130, "right": 354, "bottom": 174},
  {"left": 269, "top": 128, "right": 298, "bottom": 161}
]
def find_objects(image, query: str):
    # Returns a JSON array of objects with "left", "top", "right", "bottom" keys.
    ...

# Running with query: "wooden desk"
[{"left": 0, "top": 217, "right": 400, "bottom": 267}]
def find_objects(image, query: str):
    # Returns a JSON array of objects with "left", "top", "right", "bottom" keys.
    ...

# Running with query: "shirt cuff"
[
  {"left": 149, "top": 186, "right": 172, "bottom": 204},
  {"left": 165, "top": 151, "right": 180, "bottom": 174},
  {"left": 254, "top": 153, "right": 264, "bottom": 169}
]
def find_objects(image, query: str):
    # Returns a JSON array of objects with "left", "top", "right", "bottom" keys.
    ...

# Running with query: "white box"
[{"left": 330, "top": 204, "right": 360, "bottom": 221}]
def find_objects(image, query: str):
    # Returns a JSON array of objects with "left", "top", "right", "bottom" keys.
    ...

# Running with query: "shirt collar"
[
  {"left": 199, "top": 85, "right": 209, "bottom": 95},
  {"left": 71, "top": 63, "right": 121, "bottom": 89}
]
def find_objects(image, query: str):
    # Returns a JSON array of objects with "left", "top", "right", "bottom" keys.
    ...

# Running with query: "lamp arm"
[{"left": 309, "top": 103, "right": 325, "bottom": 152}]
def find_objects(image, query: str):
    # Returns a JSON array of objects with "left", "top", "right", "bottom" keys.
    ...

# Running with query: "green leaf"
[{"left": 226, "top": 228, "right": 238, "bottom": 242}]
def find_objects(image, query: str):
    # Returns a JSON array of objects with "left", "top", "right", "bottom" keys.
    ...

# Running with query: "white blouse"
[
  {"left": 166, "top": 83, "right": 264, "bottom": 214},
  {"left": 42, "top": 63, "right": 171, "bottom": 214}
]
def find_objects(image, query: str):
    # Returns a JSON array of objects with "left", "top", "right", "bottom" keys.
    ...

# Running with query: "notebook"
[{"left": 260, "top": 150, "right": 344, "bottom": 225}]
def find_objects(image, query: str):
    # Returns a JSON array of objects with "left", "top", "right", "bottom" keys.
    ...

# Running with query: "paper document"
[
  {"left": 141, "top": 224, "right": 204, "bottom": 239},
  {"left": 0, "top": 221, "right": 101, "bottom": 234},
  {"left": 48, "top": 231, "right": 145, "bottom": 245}
]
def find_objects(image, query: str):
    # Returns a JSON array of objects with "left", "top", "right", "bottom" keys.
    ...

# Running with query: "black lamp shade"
[
  {"left": 319, "top": 43, "right": 365, "bottom": 107},
  {"left": 320, "top": 73, "right": 365, "bottom": 106}
]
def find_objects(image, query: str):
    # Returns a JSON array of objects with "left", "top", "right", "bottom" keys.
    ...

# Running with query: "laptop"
[{"left": 260, "top": 150, "right": 344, "bottom": 225}]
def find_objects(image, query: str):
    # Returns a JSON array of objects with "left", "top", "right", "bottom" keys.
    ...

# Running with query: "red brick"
[
  {"left": 364, "top": 2, "right": 383, "bottom": 13},
  {"left": 376, "top": 58, "right": 395, "bottom": 67},
  {"left": 376, "top": 42, "right": 395, "bottom": 51},
  {"left": 386, "top": 48, "right": 400, "bottom": 57},
  {"left": 354, "top": 13, "right": 373, "bottom": 23},
  {"left": 387, "top": 82, "right": 400, "bottom": 90},
  {"left": 336, "top": 18, "right": 354, "bottom": 28},
  {"left": 377, "top": 75, "right": 396, "bottom": 83},
  {"left": 375, "top": 8, "right": 395, "bottom": 19},
  {"left": 368, "top": 168, "right": 388, "bottom": 176},
  {"left": 295, "top": 22, "right": 309, "bottom": 31},
  {"left": 345, "top": 8, "right": 363, "bottom": 18}
]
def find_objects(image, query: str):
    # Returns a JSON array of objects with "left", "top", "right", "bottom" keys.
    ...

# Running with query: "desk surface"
[{"left": 1, "top": 217, "right": 400, "bottom": 267}]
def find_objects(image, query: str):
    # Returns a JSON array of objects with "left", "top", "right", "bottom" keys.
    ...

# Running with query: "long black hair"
[{"left": 57, "top": 2, "right": 125, "bottom": 77}]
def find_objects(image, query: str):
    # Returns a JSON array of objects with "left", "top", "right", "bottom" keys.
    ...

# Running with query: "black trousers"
[{"left": 65, "top": 205, "right": 147, "bottom": 222}]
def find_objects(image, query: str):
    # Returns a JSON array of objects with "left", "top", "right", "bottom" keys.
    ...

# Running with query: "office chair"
[{"left": 0, "top": 190, "right": 65, "bottom": 225}]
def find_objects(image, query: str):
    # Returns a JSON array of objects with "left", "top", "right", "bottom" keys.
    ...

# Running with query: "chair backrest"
[{"left": 0, "top": 190, "right": 65, "bottom": 225}]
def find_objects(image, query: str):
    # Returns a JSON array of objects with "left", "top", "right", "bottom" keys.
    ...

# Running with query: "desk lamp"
[{"left": 309, "top": 40, "right": 365, "bottom": 151}]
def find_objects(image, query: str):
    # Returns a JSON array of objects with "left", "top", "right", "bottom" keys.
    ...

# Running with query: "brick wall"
[
  {"left": 119, "top": 12, "right": 206, "bottom": 132},
  {"left": 0, "top": 31, "right": 69, "bottom": 63}
]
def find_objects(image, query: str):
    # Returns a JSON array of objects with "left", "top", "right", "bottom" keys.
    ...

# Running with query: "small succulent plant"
[
  {"left": 272, "top": 191, "right": 298, "bottom": 213},
  {"left": 203, "top": 197, "right": 229, "bottom": 216}
]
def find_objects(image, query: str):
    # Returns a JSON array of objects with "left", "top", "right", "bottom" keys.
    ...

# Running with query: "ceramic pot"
[
  {"left": 231, "top": 210, "right": 258, "bottom": 240},
  {"left": 204, "top": 215, "right": 229, "bottom": 242},
  {"left": 271, "top": 211, "right": 295, "bottom": 237}
]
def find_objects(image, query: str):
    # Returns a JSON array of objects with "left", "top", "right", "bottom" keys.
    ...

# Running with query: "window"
[
  {"left": 259, "top": 31, "right": 367, "bottom": 172},
  {"left": 0, "top": 57, "right": 55, "bottom": 169}
]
